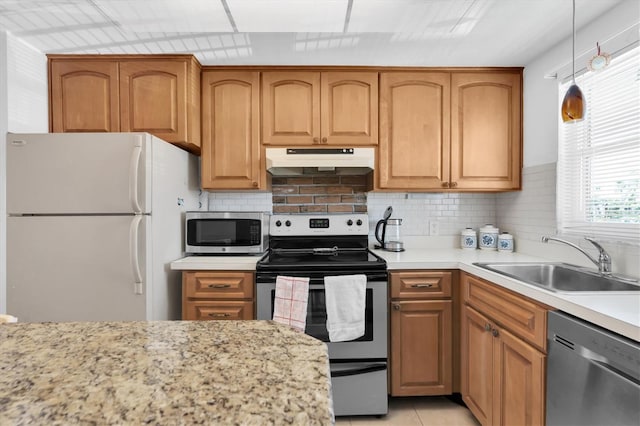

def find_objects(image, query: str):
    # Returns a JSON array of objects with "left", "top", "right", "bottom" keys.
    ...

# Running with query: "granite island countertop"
[{"left": 0, "top": 320, "right": 333, "bottom": 425}]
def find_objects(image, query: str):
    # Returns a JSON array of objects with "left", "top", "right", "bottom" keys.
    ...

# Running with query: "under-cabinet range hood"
[{"left": 266, "top": 148, "right": 375, "bottom": 176}]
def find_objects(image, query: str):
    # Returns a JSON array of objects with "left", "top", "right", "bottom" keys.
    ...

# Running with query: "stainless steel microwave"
[{"left": 185, "top": 212, "right": 269, "bottom": 255}]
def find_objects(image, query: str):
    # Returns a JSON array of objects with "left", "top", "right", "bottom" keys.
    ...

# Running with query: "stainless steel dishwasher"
[{"left": 547, "top": 311, "right": 640, "bottom": 426}]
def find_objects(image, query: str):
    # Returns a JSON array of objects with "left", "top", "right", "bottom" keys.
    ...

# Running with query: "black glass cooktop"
[{"left": 257, "top": 235, "right": 387, "bottom": 273}]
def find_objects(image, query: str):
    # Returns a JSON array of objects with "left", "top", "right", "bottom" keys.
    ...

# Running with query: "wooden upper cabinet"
[
  {"left": 379, "top": 72, "right": 451, "bottom": 189},
  {"left": 119, "top": 61, "right": 186, "bottom": 141},
  {"left": 48, "top": 55, "right": 201, "bottom": 154},
  {"left": 321, "top": 72, "right": 378, "bottom": 145},
  {"left": 201, "top": 71, "right": 262, "bottom": 190},
  {"left": 119, "top": 58, "right": 201, "bottom": 152},
  {"left": 451, "top": 72, "right": 522, "bottom": 190},
  {"left": 262, "top": 71, "right": 378, "bottom": 146},
  {"left": 50, "top": 61, "right": 119, "bottom": 133},
  {"left": 262, "top": 71, "right": 320, "bottom": 145}
]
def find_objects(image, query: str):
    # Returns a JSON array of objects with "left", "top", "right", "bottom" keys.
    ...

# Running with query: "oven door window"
[
  {"left": 270, "top": 288, "right": 374, "bottom": 342},
  {"left": 187, "top": 219, "right": 260, "bottom": 246}
]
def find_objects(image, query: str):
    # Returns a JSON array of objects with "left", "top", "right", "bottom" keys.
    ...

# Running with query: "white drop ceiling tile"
[
  {"left": 348, "top": 0, "right": 478, "bottom": 33},
  {"left": 229, "top": 0, "right": 348, "bottom": 32},
  {"left": 94, "top": 0, "right": 233, "bottom": 33}
]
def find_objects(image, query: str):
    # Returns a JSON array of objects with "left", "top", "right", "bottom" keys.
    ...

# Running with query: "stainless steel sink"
[{"left": 473, "top": 262, "right": 640, "bottom": 292}]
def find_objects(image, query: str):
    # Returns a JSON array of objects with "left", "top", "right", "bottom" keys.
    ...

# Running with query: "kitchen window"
[{"left": 557, "top": 44, "right": 640, "bottom": 244}]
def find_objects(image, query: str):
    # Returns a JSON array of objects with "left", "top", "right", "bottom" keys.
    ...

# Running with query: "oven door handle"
[
  {"left": 330, "top": 363, "right": 387, "bottom": 378},
  {"left": 308, "top": 274, "right": 387, "bottom": 286}
]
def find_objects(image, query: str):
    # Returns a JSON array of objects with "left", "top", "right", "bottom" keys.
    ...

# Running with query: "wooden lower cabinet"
[
  {"left": 391, "top": 299, "right": 452, "bottom": 395},
  {"left": 389, "top": 270, "right": 453, "bottom": 396},
  {"left": 182, "top": 271, "right": 255, "bottom": 320},
  {"left": 461, "top": 272, "right": 547, "bottom": 426},
  {"left": 183, "top": 300, "right": 254, "bottom": 321}
]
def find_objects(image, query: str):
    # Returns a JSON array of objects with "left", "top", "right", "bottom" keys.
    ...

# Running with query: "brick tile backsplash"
[{"left": 272, "top": 175, "right": 368, "bottom": 214}]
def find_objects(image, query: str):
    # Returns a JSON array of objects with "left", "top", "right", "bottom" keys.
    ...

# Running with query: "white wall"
[
  {"left": 0, "top": 32, "right": 7, "bottom": 314},
  {"left": 0, "top": 32, "right": 47, "bottom": 313},
  {"left": 499, "top": 1, "right": 640, "bottom": 278}
]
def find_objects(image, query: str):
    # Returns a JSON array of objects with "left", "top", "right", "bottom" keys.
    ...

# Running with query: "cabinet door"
[
  {"left": 262, "top": 71, "right": 320, "bottom": 145},
  {"left": 461, "top": 305, "right": 495, "bottom": 425},
  {"left": 451, "top": 72, "right": 522, "bottom": 190},
  {"left": 49, "top": 60, "right": 119, "bottom": 132},
  {"left": 390, "top": 300, "right": 452, "bottom": 396},
  {"left": 183, "top": 301, "right": 254, "bottom": 321},
  {"left": 390, "top": 271, "right": 452, "bottom": 299},
  {"left": 183, "top": 271, "right": 254, "bottom": 299},
  {"left": 494, "top": 327, "right": 545, "bottom": 426},
  {"left": 201, "top": 71, "right": 262, "bottom": 189},
  {"left": 119, "top": 60, "right": 188, "bottom": 143},
  {"left": 379, "top": 72, "right": 451, "bottom": 189},
  {"left": 321, "top": 72, "right": 378, "bottom": 145}
]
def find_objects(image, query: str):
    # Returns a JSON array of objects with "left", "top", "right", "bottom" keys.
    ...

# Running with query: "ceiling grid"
[{"left": 0, "top": 0, "right": 626, "bottom": 65}]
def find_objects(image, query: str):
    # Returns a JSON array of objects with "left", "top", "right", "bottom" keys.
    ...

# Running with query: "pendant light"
[{"left": 561, "top": 0, "right": 585, "bottom": 122}]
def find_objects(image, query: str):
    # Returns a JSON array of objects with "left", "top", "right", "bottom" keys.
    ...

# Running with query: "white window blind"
[{"left": 558, "top": 45, "right": 640, "bottom": 244}]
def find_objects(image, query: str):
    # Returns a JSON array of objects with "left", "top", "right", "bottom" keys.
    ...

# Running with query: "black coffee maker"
[{"left": 374, "top": 206, "right": 405, "bottom": 252}]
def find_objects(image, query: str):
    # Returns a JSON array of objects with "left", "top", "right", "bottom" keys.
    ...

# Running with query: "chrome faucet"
[{"left": 541, "top": 236, "right": 612, "bottom": 275}]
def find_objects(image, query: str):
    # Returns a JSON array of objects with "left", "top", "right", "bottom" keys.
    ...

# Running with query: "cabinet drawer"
[
  {"left": 183, "top": 301, "right": 254, "bottom": 320},
  {"left": 462, "top": 273, "right": 547, "bottom": 352},
  {"left": 391, "top": 271, "right": 452, "bottom": 299},
  {"left": 183, "top": 271, "right": 254, "bottom": 299}
]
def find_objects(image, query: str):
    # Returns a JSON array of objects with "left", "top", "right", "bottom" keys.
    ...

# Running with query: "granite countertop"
[
  {"left": 170, "top": 249, "right": 640, "bottom": 342},
  {"left": 0, "top": 320, "right": 333, "bottom": 425}
]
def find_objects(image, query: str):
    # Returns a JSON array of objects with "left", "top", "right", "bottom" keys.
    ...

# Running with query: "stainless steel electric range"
[{"left": 256, "top": 214, "right": 388, "bottom": 417}]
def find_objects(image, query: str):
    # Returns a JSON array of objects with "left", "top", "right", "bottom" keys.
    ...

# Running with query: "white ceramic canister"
[
  {"left": 460, "top": 228, "right": 477, "bottom": 250},
  {"left": 498, "top": 232, "right": 514, "bottom": 252},
  {"left": 479, "top": 224, "right": 499, "bottom": 250}
]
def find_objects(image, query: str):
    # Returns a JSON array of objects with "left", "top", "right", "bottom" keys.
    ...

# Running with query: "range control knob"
[
  {"left": 275, "top": 220, "right": 282, "bottom": 227},
  {"left": 347, "top": 219, "right": 353, "bottom": 226},
  {"left": 285, "top": 220, "right": 292, "bottom": 227},
  {"left": 356, "top": 219, "right": 363, "bottom": 226}
]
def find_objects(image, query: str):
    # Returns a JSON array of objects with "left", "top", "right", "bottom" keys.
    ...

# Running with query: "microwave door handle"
[
  {"left": 129, "top": 215, "right": 144, "bottom": 294},
  {"left": 129, "top": 138, "right": 143, "bottom": 213}
]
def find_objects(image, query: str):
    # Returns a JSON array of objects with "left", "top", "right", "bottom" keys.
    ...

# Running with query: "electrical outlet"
[{"left": 429, "top": 221, "right": 440, "bottom": 236}]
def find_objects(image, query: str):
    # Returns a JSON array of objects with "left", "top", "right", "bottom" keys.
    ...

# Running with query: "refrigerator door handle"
[
  {"left": 129, "top": 140, "right": 143, "bottom": 213},
  {"left": 129, "top": 215, "right": 144, "bottom": 294}
]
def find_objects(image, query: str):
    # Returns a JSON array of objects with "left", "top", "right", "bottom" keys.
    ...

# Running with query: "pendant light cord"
[{"left": 572, "top": 0, "right": 576, "bottom": 83}]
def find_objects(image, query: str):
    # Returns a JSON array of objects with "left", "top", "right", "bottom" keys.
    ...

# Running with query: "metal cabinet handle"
[
  {"left": 492, "top": 328, "right": 499, "bottom": 337},
  {"left": 442, "top": 182, "right": 450, "bottom": 188},
  {"left": 208, "top": 313, "right": 231, "bottom": 318},
  {"left": 313, "top": 137, "right": 320, "bottom": 144},
  {"left": 393, "top": 303, "right": 401, "bottom": 311},
  {"left": 252, "top": 181, "right": 258, "bottom": 188},
  {"left": 450, "top": 182, "right": 458, "bottom": 188},
  {"left": 208, "top": 284, "right": 231, "bottom": 288},
  {"left": 410, "top": 283, "right": 433, "bottom": 288},
  {"left": 322, "top": 137, "right": 328, "bottom": 144},
  {"left": 485, "top": 323, "right": 492, "bottom": 332}
]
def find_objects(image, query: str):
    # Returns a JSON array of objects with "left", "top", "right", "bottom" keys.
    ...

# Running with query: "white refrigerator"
[{"left": 6, "top": 132, "right": 201, "bottom": 322}]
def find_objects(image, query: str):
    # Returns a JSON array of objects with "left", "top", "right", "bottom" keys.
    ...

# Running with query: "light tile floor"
[{"left": 335, "top": 396, "right": 480, "bottom": 426}]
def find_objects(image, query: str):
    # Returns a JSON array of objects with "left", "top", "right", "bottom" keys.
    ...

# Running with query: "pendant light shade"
[
  {"left": 561, "top": 0, "right": 585, "bottom": 122},
  {"left": 561, "top": 83, "right": 585, "bottom": 121}
]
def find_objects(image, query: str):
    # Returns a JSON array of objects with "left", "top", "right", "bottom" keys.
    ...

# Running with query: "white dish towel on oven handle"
[
  {"left": 324, "top": 274, "right": 367, "bottom": 342},
  {"left": 272, "top": 276, "right": 309, "bottom": 332}
]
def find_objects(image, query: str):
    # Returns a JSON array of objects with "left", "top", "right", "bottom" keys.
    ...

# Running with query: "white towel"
[
  {"left": 0, "top": 314, "right": 18, "bottom": 323},
  {"left": 272, "top": 276, "right": 309, "bottom": 332},
  {"left": 324, "top": 274, "right": 367, "bottom": 342}
]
